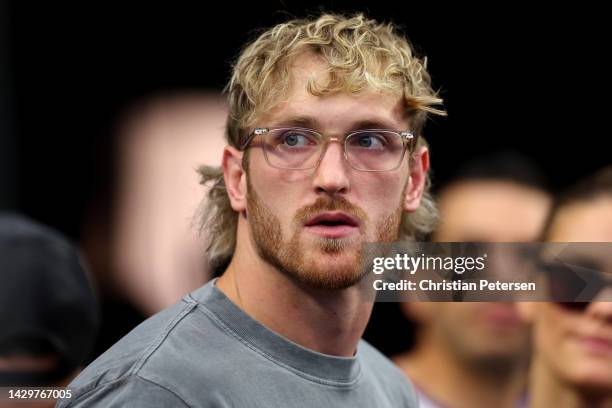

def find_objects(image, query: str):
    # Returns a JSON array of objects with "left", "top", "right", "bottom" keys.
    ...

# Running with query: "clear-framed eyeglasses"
[{"left": 241, "top": 127, "right": 417, "bottom": 172}]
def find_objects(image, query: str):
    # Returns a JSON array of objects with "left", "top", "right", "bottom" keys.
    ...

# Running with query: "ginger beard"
[{"left": 246, "top": 175, "right": 406, "bottom": 290}]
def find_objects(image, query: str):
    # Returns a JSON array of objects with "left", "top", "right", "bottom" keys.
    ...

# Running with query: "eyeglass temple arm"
[
  {"left": 402, "top": 131, "right": 418, "bottom": 152},
  {"left": 241, "top": 128, "right": 268, "bottom": 151}
]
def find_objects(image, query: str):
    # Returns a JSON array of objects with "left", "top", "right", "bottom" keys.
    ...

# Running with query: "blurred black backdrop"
[
  {"left": 2, "top": 1, "right": 610, "bottom": 356},
  {"left": 4, "top": 1, "right": 609, "bottom": 238}
]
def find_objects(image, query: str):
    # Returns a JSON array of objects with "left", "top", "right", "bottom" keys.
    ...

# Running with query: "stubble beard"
[{"left": 246, "top": 176, "right": 404, "bottom": 290}]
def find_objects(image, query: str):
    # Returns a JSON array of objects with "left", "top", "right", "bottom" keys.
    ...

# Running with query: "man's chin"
[
  {"left": 294, "top": 268, "right": 365, "bottom": 290},
  {"left": 293, "top": 252, "right": 367, "bottom": 290},
  {"left": 308, "top": 235, "right": 361, "bottom": 253},
  {"left": 309, "top": 241, "right": 365, "bottom": 268}
]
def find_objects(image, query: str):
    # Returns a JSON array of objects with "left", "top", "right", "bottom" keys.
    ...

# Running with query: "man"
[
  {"left": 519, "top": 167, "right": 612, "bottom": 408},
  {"left": 58, "top": 13, "right": 445, "bottom": 407},
  {"left": 0, "top": 213, "right": 99, "bottom": 408},
  {"left": 394, "top": 153, "right": 551, "bottom": 408}
]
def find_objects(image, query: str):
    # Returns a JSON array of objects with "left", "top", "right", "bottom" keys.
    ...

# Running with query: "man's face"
[
  {"left": 244, "top": 54, "right": 420, "bottom": 290},
  {"left": 531, "top": 197, "right": 612, "bottom": 389},
  {"left": 411, "top": 180, "right": 548, "bottom": 366}
]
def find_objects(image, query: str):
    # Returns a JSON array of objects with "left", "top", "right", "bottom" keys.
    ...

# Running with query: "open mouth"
[{"left": 304, "top": 212, "right": 360, "bottom": 238}]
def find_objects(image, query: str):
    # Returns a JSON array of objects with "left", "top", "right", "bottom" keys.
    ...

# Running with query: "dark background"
[
  {"left": 3, "top": 1, "right": 610, "bottom": 238},
  {"left": 1, "top": 1, "right": 610, "bottom": 356}
]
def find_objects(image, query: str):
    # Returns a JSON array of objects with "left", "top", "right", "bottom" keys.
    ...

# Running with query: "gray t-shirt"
[{"left": 57, "top": 279, "right": 418, "bottom": 407}]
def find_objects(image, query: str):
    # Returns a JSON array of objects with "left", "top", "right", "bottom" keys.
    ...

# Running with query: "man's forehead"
[{"left": 255, "top": 53, "right": 409, "bottom": 131}]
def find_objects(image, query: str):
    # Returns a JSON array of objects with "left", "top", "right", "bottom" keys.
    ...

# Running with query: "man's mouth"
[{"left": 304, "top": 212, "right": 360, "bottom": 238}]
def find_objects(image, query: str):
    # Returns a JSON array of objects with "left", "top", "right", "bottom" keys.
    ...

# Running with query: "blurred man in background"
[
  {"left": 394, "top": 152, "right": 551, "bottom": 408},
  {"left": 520, "top": 167, "right": 612, "bottom": 408},
  {"left": 0, "top": 213, "right": 99, "bottom": 407},
  {"left": 79, "top": 93, "right": 227, "bottom": 358},
  {"left": 102, "top": 93, "right": 227, "bottom": 314}
]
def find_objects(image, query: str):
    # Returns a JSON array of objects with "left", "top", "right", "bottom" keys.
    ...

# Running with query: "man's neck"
[
  {"left": 395, "top": 334, "right": 526, "bottom": 408},
  {"left": 216, "top": 235, "right": 373, "bottom": 357},
  {"left": 528, "top": 356, "right": 612, "bottom": 408}
]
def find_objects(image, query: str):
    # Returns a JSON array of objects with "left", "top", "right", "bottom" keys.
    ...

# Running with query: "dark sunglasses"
[{"left": 539, "top": 259, "right": 612, "bottom": 311}]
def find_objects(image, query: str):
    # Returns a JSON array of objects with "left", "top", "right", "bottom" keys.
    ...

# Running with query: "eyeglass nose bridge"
[{"left": 315, "top": 136, "right": 350, "bottom": 167}]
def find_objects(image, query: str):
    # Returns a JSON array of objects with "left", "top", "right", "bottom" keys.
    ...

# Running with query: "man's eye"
[
  {"left": 281, "top": 133, "right": 312, "bottom": 147},
  {"left": 353, "top": 133, "right": 386, "bottom": 149}
]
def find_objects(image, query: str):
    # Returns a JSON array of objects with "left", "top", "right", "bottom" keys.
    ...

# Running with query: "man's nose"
[{"left": 312, "top": 140, "right": 350, "bottom": 195}]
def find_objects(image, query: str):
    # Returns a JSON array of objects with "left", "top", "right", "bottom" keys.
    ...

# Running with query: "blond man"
[{"left": 58, "top": 13, "right": 444, "bottom": 407}]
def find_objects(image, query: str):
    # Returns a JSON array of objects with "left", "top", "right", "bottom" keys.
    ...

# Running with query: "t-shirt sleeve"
[{"left": 56, "top": 375, "right": 190, "bottom": 408}]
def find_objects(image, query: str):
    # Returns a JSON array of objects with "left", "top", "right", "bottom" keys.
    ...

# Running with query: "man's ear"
[
  {"left": 222, "top": 146, "right": 247, "bottom": 213},
  {"left": 403, "top": 146, "right": 429, "bottom": 212}
]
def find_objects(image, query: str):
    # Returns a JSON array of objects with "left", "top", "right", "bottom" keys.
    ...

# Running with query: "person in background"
[
  {"left": 82, "top": 93, "right": 227, "bottom": 316},
  {"left": 394, "top": 151, "right": 551, "bottom": 408},
  {"left": 0, "top": 213, "right": 99, "bottom": 408},
  {"left": 78, "top": 94, "right": 227, "bottom": 359},
  {"left": 520, "top": 167, "right": 612, "bottom": 408}
]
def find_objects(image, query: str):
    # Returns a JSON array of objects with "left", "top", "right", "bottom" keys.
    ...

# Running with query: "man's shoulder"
[
  {"left": 60, "top": 286, "right": 228, "bottom": 407},
  {"left": 57, "top": 373, "right": 191, "bottom": 407},
  {"left": 357, "top": 339, "right": 419, "bottom": 406}
]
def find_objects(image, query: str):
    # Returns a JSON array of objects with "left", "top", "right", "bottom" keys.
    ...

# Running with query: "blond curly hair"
[{"left": 198, "top": 13, "right": 446, "bottom": 270}]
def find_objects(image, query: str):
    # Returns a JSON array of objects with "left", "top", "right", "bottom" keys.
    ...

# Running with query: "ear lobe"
[
  {"left": 222, "top": 146, "right": 247, "bottom": 213},
  {"left": 403, "top": 147, "right": 429, "bottom": 212}
]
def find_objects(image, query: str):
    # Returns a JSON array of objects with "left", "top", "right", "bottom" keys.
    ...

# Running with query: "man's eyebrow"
[
  {"left": 271, "top": 116, "right": 403, "bottom": 131},
  {"left": 271, "top": 115, "right": 318, "bottom": 128},
  {"left": 350, "top": 119, "right": 403, "bottom": 130}
]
